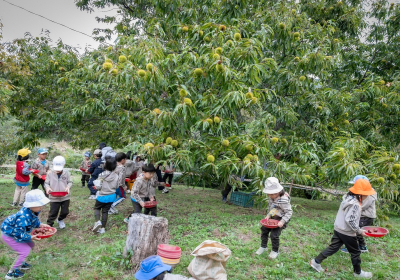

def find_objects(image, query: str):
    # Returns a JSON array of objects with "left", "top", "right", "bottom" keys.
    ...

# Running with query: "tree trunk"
[{"left": 123, "top": 214, "right": 169, "bottom": 266}]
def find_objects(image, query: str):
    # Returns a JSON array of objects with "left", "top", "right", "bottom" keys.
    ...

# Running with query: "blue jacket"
[
  {"left": 1, "top": 207, "right": 41, "bottom": 242},
  {"left": 88, "top": 158, "right": 103, "bottom": 187}
]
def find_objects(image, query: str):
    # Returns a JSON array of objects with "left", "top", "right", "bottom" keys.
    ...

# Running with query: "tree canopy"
[{"left": 1, "top": 0, "right": 400, "bottom": 214}]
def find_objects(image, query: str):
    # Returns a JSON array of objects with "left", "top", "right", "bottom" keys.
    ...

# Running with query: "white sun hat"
[
  {"left": 53, "top": 156, "right": 66, "bottom": 171},
  {"left": 262, "top": 177, "right": 284, "bottom": 194},
  {"left": 23, "top": 189, "right": 50, "bottom": 208}
]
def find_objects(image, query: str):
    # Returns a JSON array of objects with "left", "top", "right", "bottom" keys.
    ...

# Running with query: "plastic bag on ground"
[{"left": 187, "top": 240, "right": 231, "bottom": 280}]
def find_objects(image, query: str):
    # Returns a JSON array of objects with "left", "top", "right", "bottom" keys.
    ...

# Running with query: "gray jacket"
[
  {"left": 96, "top": 170, "right": 119, "bottom": 197},
  {"left": 361, "top": 193, "right": 377, "bottom": 219},
  {"left": 115, "top": 164, "right": 126, "bottom": 188},
  {"left": 334, "top": 195, "right": 363, "bottom": 236},
  {"left": 124, "top": 160, "right": 135, "bottom": 177},
  {"left": 267, "top": 192, "right": 293, "bottom": 224},
  {"left": 131, "top": 176, "right": 159, "bottom": 203},
  {"left": 31, "top": 158, "right": 50, "bottom": 176},
  {"left": 45, "top": 170, "right": 73, "bottom": 202}
]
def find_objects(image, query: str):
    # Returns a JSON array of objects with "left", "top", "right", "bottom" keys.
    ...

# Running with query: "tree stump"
[{"left": 123, "top": 213, "right": 169, "bottom": 266}]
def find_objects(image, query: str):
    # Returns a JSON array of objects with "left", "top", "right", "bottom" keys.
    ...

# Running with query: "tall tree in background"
[{"left": 1, "top": 0, "right": 400, "bottom": 216}]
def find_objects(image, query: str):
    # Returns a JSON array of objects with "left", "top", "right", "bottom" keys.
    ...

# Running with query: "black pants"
[
  {"left": 81, "top": 174, "right": 90, "bottom": 187},
  {"left": 260, "top": 218, "right": 286, "bottom": 252},
  {"left": 31, "top": 176, "right": 46, "bottom": 192},
  {"left": 315, "top": 230, "right": 361, "bottom": 274},
  {"left": 132, "top": 198, "right": 157, "bottom": 216},
  {"left": 221, "top": 184, "right": 239, "bottom": 198},
  {"left": 357, "top": 217, "right": 374, "bottom": 247},
  {"left": 47, "top": 200, "right": 70, "bottom": 226},
  {"left": 94, "top": 200, "right": 113, "bottom": 228},
  {"left": 156, "top": 169, "right": 165, "bottom": 190},
  {"left": 162, "top": 173, "right": 173, "bottom": 186}
]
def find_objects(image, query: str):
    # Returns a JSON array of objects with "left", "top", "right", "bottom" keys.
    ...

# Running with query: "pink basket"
[{"left": 157, "top": 244, "right": 181, "bottom": 259}]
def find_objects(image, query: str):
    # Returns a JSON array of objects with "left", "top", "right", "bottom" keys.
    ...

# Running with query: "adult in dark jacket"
[{"left": 87, "top": 149, "right": 103, "bottom": 199}]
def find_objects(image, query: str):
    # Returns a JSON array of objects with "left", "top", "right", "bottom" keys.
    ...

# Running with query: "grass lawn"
[{"left": 0, "top": 175, "right": 399, "bottom": 279}]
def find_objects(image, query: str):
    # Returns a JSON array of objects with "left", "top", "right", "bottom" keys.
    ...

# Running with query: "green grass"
[{"left": 1, "top": 175, "right": 399, "bottom": 279}]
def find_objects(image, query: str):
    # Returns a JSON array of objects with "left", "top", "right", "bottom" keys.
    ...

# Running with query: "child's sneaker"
[
  {"left": 255, "top": 247, "right": 267, "bottom": 255},
  {"left": 268, "top": 251, "right": 279, "bottom": 259},
  {"left": 124, "top": 217, "right": 130, "bottom": 224},
  {"left": 18, "top": 203, "right": 24, "bottom": 207},
  {"left": 10, "top": 202, "right": 17, "bottom": 207},
  {"left": 97, "top": 228, "right": 105, "bottom": 234},
  {"left": 354, "top": 270, "right": 372, "bottom": 278},
  {"left": 310, "top": 259, "right": 324, "bottom": 272},
  {"left": 92, "top": 220, "right": 102, "bottom": 232},
  {"left": 5, "top": 268, "right": 24, "bottom": 279},
  {"left": 57, "top": 219, "right": 66, "bottom": 229},
  {"left": 88, "top": 195, "right": 96, "bottom": 200},
  {"left": 162, "top": 188, "right": 169, "bottom": 194},
  {"left": 341, "top": 247, "right": 349, "bottom": 253},
  {"left": 20, "top": 262, "right": 32, "bottom": 270},
  {"left": 359, "top": 245, "right": 368, "bottom": 253}
]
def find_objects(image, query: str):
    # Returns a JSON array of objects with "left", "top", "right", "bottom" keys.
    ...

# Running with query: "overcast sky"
[{"left": 0, "top": 0, "right": 117, "bottom": 52}]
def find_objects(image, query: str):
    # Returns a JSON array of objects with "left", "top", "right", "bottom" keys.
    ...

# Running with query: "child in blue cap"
[
  {"left": 341, "top": 175, "right": 377, "bottom": 254},
  {"left": 135, "top": 255, "right": 195, "bottom": 280},
  {"left": 31, "top": 148, "right": 50, "bottom": 193},
  {"left": 79, "top": 152, "right": 92, "bottom": 188}
]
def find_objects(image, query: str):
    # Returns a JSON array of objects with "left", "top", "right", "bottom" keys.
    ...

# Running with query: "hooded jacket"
[
  {"left": 45, "top": 170, "right": 73, "bottom": 202},
  {"left": 101, "top": 147, "right": 116, "bottom": 162},
  {"left": 96, "top": 170, "right": 119, "bottom": 196},
  {"left": 361, "top": 193, "right": 377, "bottom": 219},
  {"left": 267, "top": 192, "right": 293, "bottom": 224},
  {"left": 334, "top": 194, "right": 363, "bottom": 236}
]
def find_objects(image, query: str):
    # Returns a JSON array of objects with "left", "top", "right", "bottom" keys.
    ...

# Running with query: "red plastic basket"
[
  {"left": 260, "top": 219, "right": 279, "bottom": 229},
  {"left": 144, "top": 201, "right": 158, "bottom": 208},
  {"left": 157, "top": 244, "right": 182, "bottom": 259},
  {"left": 165, "top": 183, "right": 171, "bottom": 188},
  {"left": 50, "top": 191, "right": 68, "bottom": 197},
  {"left": 30, "top": 169, "right": 39, "bottom": 174},
  {"left": 79, "top": 167, "right": 86, "bottom": 172},
  {"left": 31, "top": 227, "right": 57, "bottom": 239},
  {"left": 41, "top": 175, "right": 46, "bottom": 181},
  {"left": 362, "top": 226, "right": 389, "bottom": 238},
  {"left": 158, "top": 250, "right": 181, "bottom": 259}
]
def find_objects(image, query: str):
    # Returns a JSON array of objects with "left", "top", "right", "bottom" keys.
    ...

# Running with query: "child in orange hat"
[{"left": 310, "top": 179, "right": 376, "bottom": 278}]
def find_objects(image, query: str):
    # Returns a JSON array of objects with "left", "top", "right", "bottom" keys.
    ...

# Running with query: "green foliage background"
[{"left": 1, "top": 0, "right": 400, "bottom": 214}]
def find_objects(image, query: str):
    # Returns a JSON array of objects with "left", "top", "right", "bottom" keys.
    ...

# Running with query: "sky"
[{"left": 0, "top": 0, "right": 117, "bottom": 52}]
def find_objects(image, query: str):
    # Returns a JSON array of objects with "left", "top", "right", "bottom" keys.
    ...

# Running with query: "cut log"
[{"left": 123, "top": 213, "right": 169, "bottom": 266}]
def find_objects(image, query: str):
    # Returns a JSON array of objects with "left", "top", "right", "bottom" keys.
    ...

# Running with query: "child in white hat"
[
  {"left": 255, "top": 177, "right": 293, "bottom": 259},
  {"left": 44, "top": 156, "right": 72, "bottom": 229},
  {"left": 1, "top": 189, "right": 51, "bottom": 279}
]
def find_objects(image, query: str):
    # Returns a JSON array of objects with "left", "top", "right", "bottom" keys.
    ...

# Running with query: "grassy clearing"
[{"left": 0, "top": 174, "right": 399, "bottom": 279}]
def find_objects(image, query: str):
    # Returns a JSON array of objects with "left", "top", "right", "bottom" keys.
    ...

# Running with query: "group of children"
[
  {"left": 2, "top": 145, "right": 378, "bottom": 279},
  {"left": 256, "top": 175, "right": 377, "bottom": 279}
]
